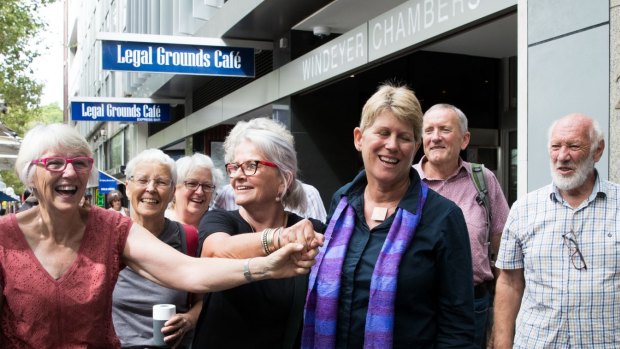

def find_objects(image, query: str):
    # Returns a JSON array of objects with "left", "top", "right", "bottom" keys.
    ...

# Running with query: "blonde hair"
[{"left": 360, "top": 83, "right": 423, "bottom": 144}]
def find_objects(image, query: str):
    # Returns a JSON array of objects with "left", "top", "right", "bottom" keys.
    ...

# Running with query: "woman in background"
[
  {"left": 112, "top": 148, "right": 201, "bottom": 348},
  {"left": 166, "top": 153, "right": 223, "bottom": 248},
  {"left": 107, "top": 189, "right": 129, "bottom": 216}
]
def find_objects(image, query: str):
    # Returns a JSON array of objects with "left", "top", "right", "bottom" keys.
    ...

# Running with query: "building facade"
[{"left": 66, "top": 0, "right": 616, "bottom": 206}]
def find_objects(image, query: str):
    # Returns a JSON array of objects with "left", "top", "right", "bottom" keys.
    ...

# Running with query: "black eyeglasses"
[
  {"left": 225, "top": 160, "right": 278, "bottom": 178},
  {"left": 31, "top": 156, "right": 94, "bottom": 173},
  {"left": 562, "top": 231, "right": 587, "bottom": 270},
  {"left": 184, "top": 180, "right": 216, "bottom": 193}
]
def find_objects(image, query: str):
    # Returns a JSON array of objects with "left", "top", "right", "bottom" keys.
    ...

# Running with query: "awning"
[
  {"left": 0, "top": 191, "right": 17, "bottom": 202},
  {"left": 98, "top": 170, "right": 124, "bottom": 193},
  {"left": 90, "top": 170, "right": 125, "bottom": 191}
]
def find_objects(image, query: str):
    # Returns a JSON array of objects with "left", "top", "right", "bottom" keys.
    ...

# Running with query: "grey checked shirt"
[{"left": 497, "top": 174, "right": 620, "bottom": 348}]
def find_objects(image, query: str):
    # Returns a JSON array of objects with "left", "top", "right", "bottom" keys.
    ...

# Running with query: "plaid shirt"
[{"left": 497, "top": 174, "right": 620, "bottom": 348}]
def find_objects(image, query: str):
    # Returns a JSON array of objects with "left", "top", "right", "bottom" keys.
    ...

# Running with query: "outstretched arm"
[
  {"left": 122, "top": 224, "right": 314, "bottom": 293},
  {"left": 202, "top": 218, "right": 323, "bottom": 259}
]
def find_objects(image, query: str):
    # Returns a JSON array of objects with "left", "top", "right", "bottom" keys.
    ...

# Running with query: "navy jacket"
[{"left": 331, "top": 169, "right": 475, "bottom": 349}]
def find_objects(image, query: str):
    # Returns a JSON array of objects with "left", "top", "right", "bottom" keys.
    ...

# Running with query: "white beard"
[{"left": 550, "top": 154, "right": 595, "bottom": 191}]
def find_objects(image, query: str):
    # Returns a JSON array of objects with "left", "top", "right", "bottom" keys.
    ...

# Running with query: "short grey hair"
[
  {"left": 424, "top": 103, "right": 468, "bottom": 134},
  {"left": 125, "top": 148, "right": 177, "bottom": 186},
  {"left": 15, "top": 123, "right": 97, "bottom": 187},
  {"left": 223, "top": 117, "right": 307, "bottom": 212},
  {"left": 176, "top": 152, "right": 224, "bottom": 189},
  {"left": 547, "top": 114, "right": 605, "bottom": 154}
]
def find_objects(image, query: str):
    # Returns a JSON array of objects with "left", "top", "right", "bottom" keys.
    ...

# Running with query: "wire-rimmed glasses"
[
  {"left": 562, "top": 231, "right": 587, "bottom": 270},
  {"left": 31, "top": 156, "right": 94, "bottom": 173},
  {"left": 183, "top": 180, "right": 216, "bottom": 193},
  {"left": 225, "top": 160, "right": 278, "bottom": 178},
  {"left": 129, "top": 176, "right": 172, "bottom": 189}
]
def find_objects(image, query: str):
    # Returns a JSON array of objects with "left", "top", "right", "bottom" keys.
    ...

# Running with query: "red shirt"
[{"left": 0, "top": 207, "right": 131, "bottom": 348}]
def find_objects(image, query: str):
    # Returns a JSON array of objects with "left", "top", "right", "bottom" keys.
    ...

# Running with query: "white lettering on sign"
[
  {"left": 371, "top": 0, "right": 481, "bottom": 51},
  {"left": 301, "top": 32, "right": 364, "bottom": 81},
  {"left": 156, "top": 47, "right": 212, "bottom": 67},
  {"left": 142, "top": 105, "right": 161, "bottom": 118},
  {"left": 107, "top": 104, "right": 142, "bottom": 118},
  {"left": 116, "top": 46, "right": 153, "bottom": 68},
  {"left": 214, "top": 50, "right": 242, "bottom": 68},
  {"left": 82, "top": 104, "right": 105, "bottom": 119}
]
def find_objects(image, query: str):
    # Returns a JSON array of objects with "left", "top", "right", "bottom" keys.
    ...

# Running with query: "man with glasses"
[{"left": 493, "top": 114, "right": 620, "bottom": 348}]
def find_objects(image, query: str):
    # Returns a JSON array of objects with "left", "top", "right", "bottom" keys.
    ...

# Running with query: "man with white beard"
[{"left": 492, "top": 113, "right": 620, "bottom": 348}]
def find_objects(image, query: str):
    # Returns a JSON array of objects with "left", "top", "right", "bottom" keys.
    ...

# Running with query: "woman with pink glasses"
[{"left": 0, "top": 123, "right": 318, "bottom": 348}]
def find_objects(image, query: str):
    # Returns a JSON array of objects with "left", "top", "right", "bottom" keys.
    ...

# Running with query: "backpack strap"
[{"left": 469, "top": 163, "right": 492, "bottom": 243}]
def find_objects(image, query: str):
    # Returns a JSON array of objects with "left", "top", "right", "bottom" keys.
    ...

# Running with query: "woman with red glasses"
[
  {"left": 0, "top": 123, "right": 317, "bottom": 348},
  {"left": 192, "top": 117, "right": 325, "bottom": 349}
]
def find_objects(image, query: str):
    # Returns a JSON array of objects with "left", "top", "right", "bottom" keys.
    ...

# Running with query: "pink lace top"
[{"left": 0, "top": 207, "right": 132, "bottom": 348}]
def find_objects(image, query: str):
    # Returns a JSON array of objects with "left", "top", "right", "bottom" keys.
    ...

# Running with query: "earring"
[{"left": 275, "top": 196, "right": 281, "bottom": 202}]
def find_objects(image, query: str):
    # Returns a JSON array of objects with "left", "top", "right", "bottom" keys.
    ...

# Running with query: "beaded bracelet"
[
  {"left": 261, "top": 229, "right": 272, "bottom": 255},
  {"left": 266, "top": 228, "right": 275, "bottom": 254}
]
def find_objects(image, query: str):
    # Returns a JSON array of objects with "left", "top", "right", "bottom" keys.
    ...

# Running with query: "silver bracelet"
[
  {"left": 261, "top": 229, "right": 271, "bottom": 255},
  {"left": 243, "top": 258, "right": 254, "bottom": 282}
]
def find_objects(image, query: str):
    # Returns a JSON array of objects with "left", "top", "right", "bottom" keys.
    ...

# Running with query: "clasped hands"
[{"left": 265, "top": 219, "right": 324, "bottom": 278}]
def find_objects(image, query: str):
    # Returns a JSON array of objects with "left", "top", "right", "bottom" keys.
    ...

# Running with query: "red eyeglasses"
[
  {"left": 31, "top": 157, "right": 94, "bottom": 173},
  {"left": 225, "top": 160, "right": 278, "bottom": 178}
]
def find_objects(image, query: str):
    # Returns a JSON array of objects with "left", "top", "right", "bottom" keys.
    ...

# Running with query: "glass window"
[{"left": 109, "top": 131, "right": 123, "bottom": 170}]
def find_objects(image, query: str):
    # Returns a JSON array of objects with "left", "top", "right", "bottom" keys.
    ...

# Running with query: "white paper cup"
[{"left": 152, "top": 304, "right": 176, "bottom": 347}]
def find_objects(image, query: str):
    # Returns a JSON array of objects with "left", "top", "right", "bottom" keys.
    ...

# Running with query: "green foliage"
[
  {"left": 0, "top": 102, "right": 62, "bottom": 194},
  {"left": 0, "top": 0, "right": 60, "bottom": 196},
  {"left": 0, "top": 0, "right": 58, "bottom": 132},
  {"left": 1, "top": 170, "right": 22, "bottom": 196}
]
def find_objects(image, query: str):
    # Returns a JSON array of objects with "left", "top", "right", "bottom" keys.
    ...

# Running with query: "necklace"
[
  {"left": 364, "top": 186, "right": 399, "bottom": 222},
  {"left": 371, "top": 207, "right": 389, "bottom": 222}
]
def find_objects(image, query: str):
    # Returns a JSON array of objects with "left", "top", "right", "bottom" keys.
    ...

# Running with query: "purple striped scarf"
[{"left": 302, "top": 182, "right": 428, "bottom": 349}]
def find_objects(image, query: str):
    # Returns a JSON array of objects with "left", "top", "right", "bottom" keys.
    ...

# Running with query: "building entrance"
[{"left": 290, "top": 12, "right": 517, "bottom": 206}]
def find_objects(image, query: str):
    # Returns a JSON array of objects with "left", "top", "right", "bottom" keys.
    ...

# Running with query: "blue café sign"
[
  {"left": 71, "top": 101, "right": 171, "bottom": 122},
  {"left": 98, "top": 171, "right": 118, "bottom": 194},
  {"left": 101, "top": 40, "right": 255, "bottom": 77}
]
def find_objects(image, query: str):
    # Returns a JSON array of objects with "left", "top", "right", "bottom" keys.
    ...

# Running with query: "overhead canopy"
[{"left": 0, "top": 190, "right": 17, "bottom": 202}]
